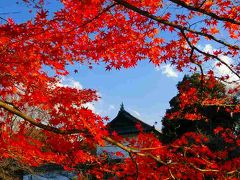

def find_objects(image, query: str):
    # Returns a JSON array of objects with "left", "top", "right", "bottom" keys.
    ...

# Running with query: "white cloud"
[
  {"left": 214, "top": 55, "right": 239, "bottom": 84},
  {"left": 203, "top": 44, "right": 213, "bottom": 54},
  {"left": 57, "top": 77, "right": 83, "bottom": 89},
  {"left": 131, "top": 110, "right": 141, "bottom": 117},
  {"left": 159, "top": 64, "right": 178, "bottom": 78},
  {"left": 202, "top": 44, "right": 239, "bottom": 85},
  {"left": 56, "top": 77, "right": 99, "bottom": 113},
  {"left": 215, "top": 55, "right": 231, "bottom": 74},
  {"left": 108, "top": 104, "right": 115, "bottom": 111}
]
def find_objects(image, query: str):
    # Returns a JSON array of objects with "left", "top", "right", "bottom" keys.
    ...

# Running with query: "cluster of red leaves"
[
  {"left": 166, "top": 75, "right": 239, "bottom": 121},
  {"left": 0, "top": 0, "right": 239, "bottom": 179},
  {"left": 108, "top": 129, "right": 239, "bottom": 179}
]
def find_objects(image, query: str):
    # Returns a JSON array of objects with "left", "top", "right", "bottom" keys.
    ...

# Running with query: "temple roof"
[{"left": 107, "top": 104, "right": 158, "bottom": 135}]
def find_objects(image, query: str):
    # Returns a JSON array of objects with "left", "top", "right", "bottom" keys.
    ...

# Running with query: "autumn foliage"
[{"left": 0, "top": 0, "right": 239, "bottom": 179}]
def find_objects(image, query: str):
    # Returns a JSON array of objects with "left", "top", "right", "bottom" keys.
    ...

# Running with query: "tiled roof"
[{"left": 107, "top": 105, "right": 158, "bottom": 135}]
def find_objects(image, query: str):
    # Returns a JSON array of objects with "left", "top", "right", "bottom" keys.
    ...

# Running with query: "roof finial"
[{"left": 120, "top": 103, "right": 124, "bottom": 111}]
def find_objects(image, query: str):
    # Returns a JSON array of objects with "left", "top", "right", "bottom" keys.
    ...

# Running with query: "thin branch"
[
  {"left": 0, "top": 100, "right": 168, "bottom": 165},
  {"left": 201, "top": 103, "right": 239, "bottom": 107},
  {"left": 0, "top": 100, "right": 83, "bottom": 135},
  {"left": 198, "top": 0, "right": 207, "bottom": 8},
  {"left": 0, "top": 17, "right": 8, "bottom": 22},
  {"left": 227, "top": 170, "right": 238, "bottom": 175},
  {"left": 129, "top": 153, "right": 138, "bottom": 179},
  {"left": 189, "top": 19, "right": 206, "bottom": 28},
  {"left": 66, "top": 3, "right": 117, "bottom": 34},
  {"left": 193, "top": 46, "right": 240, "bottom": 79},
  {"left": 1, "top": 100, "right": 231, "bottom": 175},
  {"left": 215, "top": 76, "right": 240, "bottom": 84},
  {"left": 180, "top": 30, "right": 204, "bottom": 92},
  {"left": 169, "top": 0, "right": 240, "bottom": 25},
  {"left": 179, "top": 29, "right": 239, "bottom": 79},
  {"left": 113, "top": 0, "right": 239, "bottom": 50},
  {"left": 104, "top": 136, "right": 168, "bottom": 165},
  {"left": 0, "top": 3, "right": 117, "bottom": 55},
  {"left": 169, "top": 169, "right": 176, "bottom": 179},
  {"left": 134, "top": 146, "right": 163, "bottom": 151},
  {"left": 190, "top": 163, "right": 219, "bottom": 172}
]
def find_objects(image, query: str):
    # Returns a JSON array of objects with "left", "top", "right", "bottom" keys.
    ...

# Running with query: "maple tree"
[
  {"left": 0, "top": 0, "right": 239, "bottom": 179},
  {"left": 161, "top": 74, "right": 239, "bottom": 143}
]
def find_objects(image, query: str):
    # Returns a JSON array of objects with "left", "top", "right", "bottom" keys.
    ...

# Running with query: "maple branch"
[
  {"left": 169, "top": 169, "right": 176, "bottom": 179},
  {"left": 103, "top": 136, "right": 168, "bottom": 165},
  {"left": 179, "top": 29, "right": 239, "bottom": 80},
  {"left": 67, "top": 3, "right": 117, "bottom": 33},
  {"left": 0, "top": 3, "right": 117, "bottom": 55},
  {"left": 189, "top": 163, "right": 219, "bottom": 172},
  {"left": 215, "top": 76, "right": 240, "bottom": 84},
  {"left": 168, "top": 0, "right": 240, "bottom": 25},
  {"left": 191, "top": 51, "right": 205, "bottom": 95},
  {"left": 0, "top": 100, "right": 168, "bottom": 166},
  {"left": 197, "top": 0, "right": 207, "bottom": 8},
  {"left": 129, "top": 153, "right": 138, "bottom": 179},
  {"left": 0, "top": 100, "right": 82, "bottom": 135},
  {"left": 0, "top": 100, "right": 230, "bottom": 175},
  {"left": 113, "top": 0, "right": 239, "bottom": 50},
  {"left": 193, "top": 46, "right": 240, "bottom": 79},
  {"left": 0, "top": 17, "right": 8, "bottom": 23},
  {"left": 134, "top": 146, "right": 163, "bottom": 151},
  {"left": 201, "top": 103, "right": 239, "bottom": 107},
  {"left": 180, "top": 30, "right": 204, "bottom": 92},
  {"left": 227, "top": 170, "right": 239, "bottom": 175}
]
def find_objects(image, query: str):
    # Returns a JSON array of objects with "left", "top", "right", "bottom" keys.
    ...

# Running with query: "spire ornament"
[{"left": 120, "top": 103, "right": 124, "bottom": 111}]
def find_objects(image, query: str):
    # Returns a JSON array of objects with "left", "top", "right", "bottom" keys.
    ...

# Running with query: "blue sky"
[
  {"left": 5, "top": 0, "right": 236, "bottom": 130},
  {"left": 65, "top": 62, "right": 182, "bottom": 129}
]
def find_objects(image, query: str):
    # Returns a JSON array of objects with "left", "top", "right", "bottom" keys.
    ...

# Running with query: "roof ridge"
[{"left": 109, "top": 108, "right": 154, "bottom": 129}]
